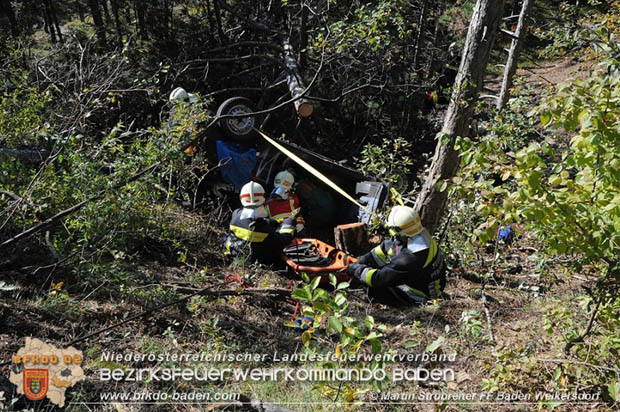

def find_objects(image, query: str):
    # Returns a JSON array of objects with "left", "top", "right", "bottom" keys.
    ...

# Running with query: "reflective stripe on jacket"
[
  {"left": 265, "top": 194, "right": 305, "bottom": 224},
  {"left": 353, "top": 229, "right": 446, "bottom": 302},
  {"left": 224, "top": 208, "right": 296, "bottom": 264}
]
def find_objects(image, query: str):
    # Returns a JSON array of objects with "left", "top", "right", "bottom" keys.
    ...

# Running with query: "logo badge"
[{"left": 23, "top": 369, "right": 48, "bottom": 401}]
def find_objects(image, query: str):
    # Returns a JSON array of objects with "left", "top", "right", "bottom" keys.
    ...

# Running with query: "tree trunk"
[
  {"left": 88, "top": 0, "right": 107, "bottom": 48},
  {"left": 1, "top": 0, "right": 19, "bottom": 37},
  {"left": 101, "top": 0, "right": 111, "bottom": 25},
  {"left": 282, "top": 39, "right": 314, "bottom": 118},
  {"left": 415, "top": 0, "right": 504, "bottom": 233},
  {"left": 48, "top": 0, "right": 63, "bottom": 43},
  {"left": 413, "top": 0, "right": 428, "bottom": 72},
  {"left": 212, "top": 0, "right": 227, "bottom": 44},
  {"left": 497, "top": 0, "right": 532, "bottom": 109},
  {"left": 299, "top": 3, "right": 308, "bottom": 68},
  {"left": 110, "top": 0, "right": 123, "bottom": 48},
  {"left": 76, "top": 0, "right": 85, "bottom": 21}
]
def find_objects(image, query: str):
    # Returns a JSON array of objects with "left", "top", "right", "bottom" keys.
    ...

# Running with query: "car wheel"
[{"left": 216, "top": 97, "right": 257, "bottom": 142}]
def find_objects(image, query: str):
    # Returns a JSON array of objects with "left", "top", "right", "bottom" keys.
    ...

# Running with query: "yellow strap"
[
  {"left": 230, "top": 225, "right": 269, "bottom": 242},
  {"left": 390, "top": 187, "right": 405, "bottom": 206},
  {"left": 254, "top": 128, "right": 372, "bottom": 214}
]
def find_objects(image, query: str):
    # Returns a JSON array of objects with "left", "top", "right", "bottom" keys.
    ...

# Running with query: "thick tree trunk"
[
  {"left": 282, "top": 39, "right": 313, "bottom": 118},
  {"left": 415, "top": 0, "right": 504, "bottom": 233},
  {"left": 497, "top": 0, "right": 532, "bottom": 109},
  {"left": 88, "top": 0, "right": 107, "bottom": 48}
]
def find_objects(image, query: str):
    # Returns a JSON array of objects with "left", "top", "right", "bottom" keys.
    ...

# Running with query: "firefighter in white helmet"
[
  {"left": 265, "top": 170, "right": 305, "bottom": 232},
  {"left": 346, "top": 206, "right": 446, "bottom": 305},
  {"left": 224, "top": 181, "right": 298, "bottom": 264}
]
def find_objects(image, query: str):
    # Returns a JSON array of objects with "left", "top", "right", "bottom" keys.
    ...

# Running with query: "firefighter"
[
  {"left": 265, "top": 170, "right": 305, "bottom": 232},
  {"left": 224, "top": 181, "right": 297, "bottom": 265},
  {"left": 346, "top": 206, "right": 447, "bottom": 305}
]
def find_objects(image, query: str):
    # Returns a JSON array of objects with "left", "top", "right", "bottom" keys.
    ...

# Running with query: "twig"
[
  {"left": 537, "top": 358, "right": 619, "bottom": 374},
  {"left": 481, "top": 286, "right": 496, "bottom": 344},
  {"left": 0, "top": 190, "right": 21, "bottom": 201},
  {"left": 564, "top": 294, "right": 603, "bottom": 354},
  {"left": 45, "top": 230, "right": 61, "bottom": 262}
]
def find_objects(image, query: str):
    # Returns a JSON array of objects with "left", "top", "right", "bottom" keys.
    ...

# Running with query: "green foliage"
[
  {"left": 0, "top": 85, "right": 51, "bottom": 148},
  {"left": 289, "top": 274, "right": 387, "bottom": 401},
  {"left": 451, "top": 30, "right": 620, "bottom": 402},
  {"left": 355, "top": 136, "right": 414, "bottom": 187},
  {"left": 455, "top": 32, "right": 619, "bottom": 271}
]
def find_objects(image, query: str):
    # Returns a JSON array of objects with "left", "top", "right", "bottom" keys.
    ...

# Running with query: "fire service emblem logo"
[{"left": 23, "top": 369, "right": 49, "bottom": 401}]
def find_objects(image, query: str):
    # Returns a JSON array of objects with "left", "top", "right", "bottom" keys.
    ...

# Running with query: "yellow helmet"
[
  {"left": 240, "top": 181, "right": 265, "bottom": 207},
  {"left": 387, "top": 206, "right": 423, "bottom": 237}
]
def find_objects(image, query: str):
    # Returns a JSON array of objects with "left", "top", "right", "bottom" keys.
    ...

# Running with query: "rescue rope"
[{"left": 254, "top": 128, "right": 373, "bottom": 215}]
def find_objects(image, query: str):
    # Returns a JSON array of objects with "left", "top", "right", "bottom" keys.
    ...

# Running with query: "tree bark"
[
  {"left": 413, "top": 0, "right": 429, "bottom": 72},
  {"left": 1, "top": 0, "right": 19, "bottom": 37},
  {"left": 88, "top": 0, "right": 107, "bottom": 48},
  {"left": 415, "top": 0, "right": 504, "bottom": 233},
  {"left": 48, "top": 0, "right": 63, "bottom": 43},
  {"left": 334, "top": 223, "right": 369, "bottom": 256},
  {"left": 109, "top": 0, "right": 123, "bottom": 48},
  {"left": 212, "top": 0, "right": 227, "bottom": 44},
  {"left": 299, "top": 3, "right": 308, "bottom": 68},
  {"left": 282, "top": 39, "right": 314, "bottom": 118},
  {"left": 497, "top": 0, "right": 532, "bottom": 109}
]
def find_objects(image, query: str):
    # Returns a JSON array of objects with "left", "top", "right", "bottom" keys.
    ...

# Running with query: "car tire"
[{"left": 216, "top": 97, "right": 258, "bottom": 142}]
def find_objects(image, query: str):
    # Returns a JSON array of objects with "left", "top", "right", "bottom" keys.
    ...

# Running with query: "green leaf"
[
  {"left": 365, "top": 315, "right": 375, "bottom": 330},
  {"left": 301, "top": 330, "right": 311, "bottom": 346},
  {"left": 369, "top": 338, "right": 382, "bottom": 353},
  {"left": 310, "top": 276, "right": 321, "bottom": 290},
  {"left": 291, "top": 288, "right": 311, "bottom": 301},
  {"left": 313, "top": 301, "right": 332, "bottom": 314},
  {"left": 541, "top": 112, "right": 552, "bottom": 127},
  {"left": 329, "top": 315, "right": 343, "bottom": 333},
  {"left": 329, "top": 274, "right": 337, "bottom": 287},
  {"left": 424, "top": 336, "right": 445, "bottom": 353},
  {"left": 313, "top": 288, "right": 330, "bottom": 302},
  {"left": 608, "top": 380, "right": 620, "bottom": 401},
  {"left": 365, "top": 332, "right": 383, "bottom": 340},
  {"left": 334, "top": 293, "right": 347, "bottom": 306},
  {"left": 336, "top": 282, "right": 350, "bottom": 290}
]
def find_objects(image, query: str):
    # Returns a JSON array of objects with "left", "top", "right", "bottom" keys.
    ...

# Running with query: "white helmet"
[
  {"left": 169, "top": 87, "right": 197, "bottom": 104},
  {"left": 240, "top": 181, "right": 265, "bottom": 207},
  {"left": 387, "top": 206, "right": 423, "bottom": 237},
  {"left": 273, "top": 171, "right": 295, "bottom": 197}
]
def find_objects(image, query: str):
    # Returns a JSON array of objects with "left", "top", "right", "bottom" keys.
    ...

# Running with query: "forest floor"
[{"left": 0, "top": 59, "right": 609, "bottom": 412}]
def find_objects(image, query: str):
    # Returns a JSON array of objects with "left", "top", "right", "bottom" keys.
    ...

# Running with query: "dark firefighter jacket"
[
  {"left": 347, "top": 229, "right": 446, "bottom": 304},
  {"left": 224, "top": 208, "right": 296, "bottom": 265}
]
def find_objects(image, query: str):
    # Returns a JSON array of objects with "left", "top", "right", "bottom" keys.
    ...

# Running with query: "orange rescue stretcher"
[{"left": 282, "top": 238, "right": 357, "bottom": 283}]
